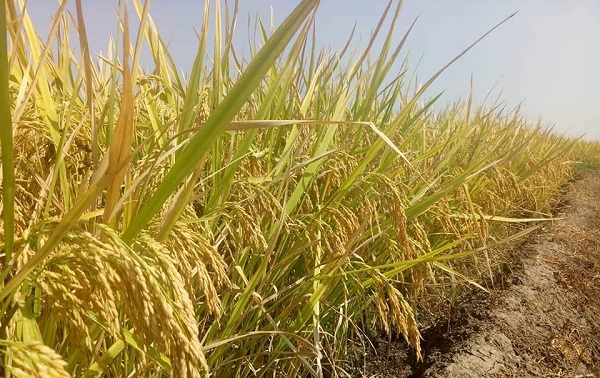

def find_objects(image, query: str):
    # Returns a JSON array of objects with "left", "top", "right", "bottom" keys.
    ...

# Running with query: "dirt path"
[
  {"left": 359, "top": 169, "right": 600, "bottom": 377},
  {"left": 419, "top": 169, "right": 600, "bottom": 377}
]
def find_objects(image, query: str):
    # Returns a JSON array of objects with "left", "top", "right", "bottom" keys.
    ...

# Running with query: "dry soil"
[{"left": 358, "top": 169, "right": 600, "bottom": 377}]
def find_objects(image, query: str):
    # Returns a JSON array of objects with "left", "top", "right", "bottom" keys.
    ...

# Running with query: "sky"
[{"left": 25, "top": 1, "right": 600, "bottom": 141}]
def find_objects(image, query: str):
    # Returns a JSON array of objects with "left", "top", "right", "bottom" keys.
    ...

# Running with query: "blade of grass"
[
  {"left": 74, "top": 0, "right": 96, "bottom": 164},
  {"left": 103, "top": 3, "right": 134, "bottom": 228},
  {"left": 122, "top": 0, "right": 321, "bottom": 242},
  {"left": 0, "top": 0, "right": 15, "bottom": 265}
]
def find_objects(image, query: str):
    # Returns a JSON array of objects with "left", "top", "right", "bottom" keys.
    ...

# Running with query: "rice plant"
[{"left": 1, "top": 0, "right": 599, "bottom": 377}]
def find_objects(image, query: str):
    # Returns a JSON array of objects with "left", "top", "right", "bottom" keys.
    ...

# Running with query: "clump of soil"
[{"left": 353, "top": 169, "right": 600, "bottom": 377}]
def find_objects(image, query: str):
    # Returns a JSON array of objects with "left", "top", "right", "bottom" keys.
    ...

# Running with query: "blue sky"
[{"left": 26, "top": 1, "right": 600, "bottom": 141}]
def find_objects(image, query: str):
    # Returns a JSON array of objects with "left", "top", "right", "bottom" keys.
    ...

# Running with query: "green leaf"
[
  {"left": 122, "top": 0, "right": 321, "bottom": 242},
  {"left": 0, "top": 0, "right": 15, "bottom": 265}
]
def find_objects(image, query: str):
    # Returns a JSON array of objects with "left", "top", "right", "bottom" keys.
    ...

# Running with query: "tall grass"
[{"left": 1, "top": 0, "right": 599, "bottom": 377}]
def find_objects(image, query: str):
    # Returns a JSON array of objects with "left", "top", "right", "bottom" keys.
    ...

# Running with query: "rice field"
[{"left": 1, "top": 1, "right": 599, "bottom": 377}]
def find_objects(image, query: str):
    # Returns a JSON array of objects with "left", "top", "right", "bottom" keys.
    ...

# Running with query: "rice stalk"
[{"left": 1, "top": 1, "right": 599, "bottom": 377}]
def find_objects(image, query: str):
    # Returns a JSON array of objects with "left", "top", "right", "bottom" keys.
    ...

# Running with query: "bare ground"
[{"left": 356, "top": 169, "right": 600, "bottom": 377}]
